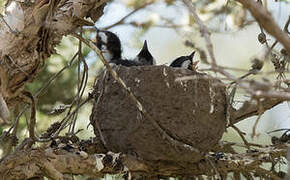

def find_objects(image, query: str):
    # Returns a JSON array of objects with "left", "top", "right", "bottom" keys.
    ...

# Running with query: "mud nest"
[{"left": 90, "top": 65, "right": 227, "bottom": 164}]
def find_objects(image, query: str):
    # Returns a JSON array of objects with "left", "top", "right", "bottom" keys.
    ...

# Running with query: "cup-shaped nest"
[{"left": 91, "top": 65, "right": 227, "bottom": 164}]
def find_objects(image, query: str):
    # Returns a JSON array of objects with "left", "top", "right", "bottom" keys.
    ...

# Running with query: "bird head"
[
  {"left": 169, "top": 51, "right": 198, "bottom": 70},
  {"left": 93, "top": 27, "right": 122, "bottom": 62},
  {"left": 186, "top": 51, "right": 196, "bottom": 70},
  {"left": 134, "top": 40, "right": 156, "bottom": 65}
]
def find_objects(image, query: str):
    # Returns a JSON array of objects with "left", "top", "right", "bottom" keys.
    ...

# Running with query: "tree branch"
[
  {"left": 0, "top": 143, "right": 286, "bottom": 179},
  {"left": 182, "top": 0, "right": 217, "bottom": 66},
  {"left": 103, "top": 0, "right": 156, "bottom": 30},
  {"left": 231, "top": 98, "right": 283, "bottom": 124},
  {"left": 236, "top": 0, "right": 290, "bottom": 53},
  {"left": 0, "top": 0, "right": 107, "bottom": 121}
]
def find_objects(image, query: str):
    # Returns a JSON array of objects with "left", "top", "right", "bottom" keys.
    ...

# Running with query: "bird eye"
[{"left": 96, "top": 36, "right": 103, "bottom": 49}]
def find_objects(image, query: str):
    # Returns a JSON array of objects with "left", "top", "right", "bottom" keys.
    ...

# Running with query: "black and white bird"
[
  {"left": 133, "top": 40, "right": 156, "bottom": 66},
  {"left": 94, "top": 27, "right": 122, "bottom": 63},
  {"left": 169, "top": 51, "right": 197, "bottom": 70},
  {"left": 94, "top": 28, "right": 155, "bottom": 66}
]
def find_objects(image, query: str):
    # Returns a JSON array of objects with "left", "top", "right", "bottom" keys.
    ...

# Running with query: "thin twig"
[
  {"left": 92, "top": 70, "right": 108, "bottom": 147},
  {"left": 236, "top": 0, "right": 290, "bottom": 53},
  {"left": 103, "top": 0, "right": 156, "bottom": 30},
  {"left": 255, "top": 167, "right": 280, "bottom": 180},
  {"left": 251, "top": 99, "right": 264, "bottom": 139},
  {"left": 9, "top": 53, "right": 79, "bottom": 142},
  {"left": 4, "top": 55, "right": 29, "bottom": 76},
  {"left": 71, "top": 44, "right": 89, "bottom": 133},
  {"left": 204, "top": 155, "right": 221, "bottom": 178},
  {"left": 182, "top": 0, "right": 217, "bottom": 66},
  {"left": 34, "top": 53, "right": 78, "bottom": 98},
  {"left": 3, "top": 110, "right": 21, "bottom": 156},
  {"left": 70, "top": 29, "right": 83, "bottom": 133},
  {"left": 72, "top": 32, "right": 201, "bottom": 154},
  {"left": 39, "top": 97, "right": 92, "bottom": 142},
  {"left": 20, "top": 91, "right": 37, "bottom": 141},
  {"left": 66, "top": 55, "right": 88, "bottom": 133},
  {"left": 231, "top": 124, "right": 264, "bottom": 148},
  {"left": 4, "top": 53, "right": 79, "bottom": 143},
  {"left": 0, "top": 14, "right": 18, "bottom": 35}
]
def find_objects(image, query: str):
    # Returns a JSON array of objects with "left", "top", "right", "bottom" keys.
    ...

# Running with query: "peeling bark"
[
  {"left": 0, "top": 0, "right": 107, "bottom": 123},
  {"left": 0, "top": 142, "right": 286, "bottom": 179}
]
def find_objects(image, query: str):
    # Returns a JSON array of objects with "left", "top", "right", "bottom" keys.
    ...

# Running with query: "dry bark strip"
[
  {"left": 0, "top": 0, "right": 107, "bottom": 123},
  {"left": 0, "top": 144, "right": 286, "bottom": 179}
]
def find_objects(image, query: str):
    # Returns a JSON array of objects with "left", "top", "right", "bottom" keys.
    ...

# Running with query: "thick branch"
[
  {"left": 0, "top": 144, "right": 286, "bottom": 179},
  {"left": 231, "top": 98, "right": 284, "bottom": 124},
  {"left": 0, "top": 148, "right": 125, "bottom": 180}
]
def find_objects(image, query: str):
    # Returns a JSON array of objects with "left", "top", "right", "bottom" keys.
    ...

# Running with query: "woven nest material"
[{"left": 90, "top": 65, "right": 227, "bottom": 164}]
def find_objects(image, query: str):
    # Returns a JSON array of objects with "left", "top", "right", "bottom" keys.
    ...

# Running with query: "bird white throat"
[
  {"left": 98, "top": 32, "right": 108, "bottom": 44},
  {"left": 181, "top": 60, "right": 191, "bottom": 69}
]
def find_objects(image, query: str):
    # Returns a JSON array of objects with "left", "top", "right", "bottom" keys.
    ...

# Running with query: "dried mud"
[{"left": 91, "top": 65, "right": 227, "bottom": 164}]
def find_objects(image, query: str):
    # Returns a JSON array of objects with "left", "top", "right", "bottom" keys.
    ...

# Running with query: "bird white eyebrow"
[{"left": 98, "top": 32, "right": 108, "bottom": 44}]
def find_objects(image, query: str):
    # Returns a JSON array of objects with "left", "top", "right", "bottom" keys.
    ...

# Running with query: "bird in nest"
[
  {"left": 133, "top": 40, "right": 156, "bottom": 66},
  {"left": 169, "top": 51, "right": 198, "bottom": 71},
  {"left": 93, "top": 28, "right": 155, "bottom": 66}
]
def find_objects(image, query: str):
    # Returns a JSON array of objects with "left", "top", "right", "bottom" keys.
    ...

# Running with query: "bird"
[
  {"left": 133, "top": 40, "right": 156, "bottom": 66},
  {"left": 93, "top": 28, "right": 155, "bottom": 67},
  {"left": 94, "top": 27, "right": 122, "bottom": 63},
  {"left": 169, "top": 51, "right": 197, "bottom": 70}
]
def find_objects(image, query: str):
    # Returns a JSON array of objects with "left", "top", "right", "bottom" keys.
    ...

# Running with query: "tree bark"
[
  {"left": 0, "top": 0, "right": 106, "bottom": 123},
  {"left": 0, "top": 143, "right": 286, "bottom": 179}
]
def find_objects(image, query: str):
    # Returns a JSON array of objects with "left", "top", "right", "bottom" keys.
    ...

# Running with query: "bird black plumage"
[
  {"left": 133, "top": 40, "right": 156, "bottom": 66},
  {"left": 94, "top": 27, "right": 122, "bottom": 63},
  {"left": 94, "top": 28, "right": 156, "bottom": 67},
  {"left": 170, "top": 51, "right": 196, "bottom": 70}
]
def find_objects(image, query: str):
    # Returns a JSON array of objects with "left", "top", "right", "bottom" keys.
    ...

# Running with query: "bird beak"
[
  {"left": 142, "top": 40, "right": 148, "bottom": 51},
  {"left": 94, "top": 26, "right": 100, "bottom": 32},
  {"left": 93, "top": 26, "right": 100, "bottom": 44},
  {"left": 189, "top": 51, "right": 195, "bottom": 60},
  {"left": 191, "top": 60, "right": 199, "bottom": 70},
  {"left": 137, "top": 40, "right": 149, "bottom": 57},
  {"left": 93, "top": 28, "right": 99, "bottom": 44}
]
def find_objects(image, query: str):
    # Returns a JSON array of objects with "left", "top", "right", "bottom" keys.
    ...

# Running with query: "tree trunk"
[{"left": 0, "top": 0, "right": 106, "bottom": 123}]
